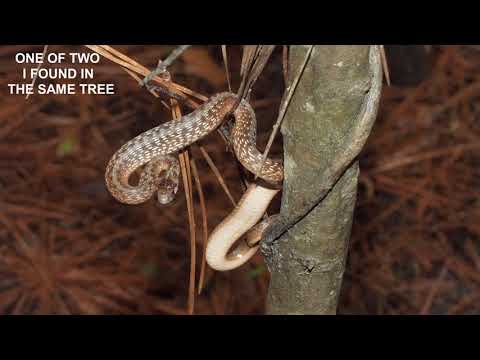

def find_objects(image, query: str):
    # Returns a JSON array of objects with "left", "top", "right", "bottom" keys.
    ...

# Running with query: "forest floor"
[{"left": 0, "top": 45, "right": 479, "bottom": 314}]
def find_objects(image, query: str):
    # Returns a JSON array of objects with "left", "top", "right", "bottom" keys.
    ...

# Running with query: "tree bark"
[{"left": 262, "top": 45, "right": 382, "bottom": 314}]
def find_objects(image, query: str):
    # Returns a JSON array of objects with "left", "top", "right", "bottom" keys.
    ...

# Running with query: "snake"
[{"left": 105, "top": 92, "right": 283, "bottom": 271}]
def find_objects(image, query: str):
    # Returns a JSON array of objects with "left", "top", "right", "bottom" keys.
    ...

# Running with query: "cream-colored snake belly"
[
  {"left": 105, "top": 92, "right": 283, "bottom": 271},
  {"left": 205, "top": 185, "right": 279, "bottom": 271}
]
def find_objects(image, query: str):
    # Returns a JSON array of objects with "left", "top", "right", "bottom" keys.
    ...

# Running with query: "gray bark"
[{"left": 262, "top": 45, "right": 382, "bottom": 314}]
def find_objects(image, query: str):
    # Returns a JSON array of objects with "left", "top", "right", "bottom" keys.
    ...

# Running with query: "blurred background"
[{"left": 0, "top": 45, "right": 478, "bottom": 314}]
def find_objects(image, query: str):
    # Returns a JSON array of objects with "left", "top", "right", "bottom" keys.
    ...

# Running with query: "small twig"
[
  {"left": 122, "top": 67, "right": 170, "bottom": 109},
  {"left": 255, "top": 45, "right": 314, "bottom": 180},
  {"left": 26, "top": 45, "right": 49, "bottom": 100},
  {"left": 161, "top": 45, "right": 192, "bottom": 69},
  {"left": 141, "top": 45, "right": 191, "bottom": 87}
]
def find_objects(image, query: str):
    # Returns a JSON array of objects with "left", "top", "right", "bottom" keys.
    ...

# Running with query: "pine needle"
[
  {"left": 190, "top": 158, "right": 209, "bottom": 294},
  {"left": 255, "top": 45, "right": 314, "bottom": 181},
  {"left": 171, "top": 99, "right": 196, "bottom": 315}
]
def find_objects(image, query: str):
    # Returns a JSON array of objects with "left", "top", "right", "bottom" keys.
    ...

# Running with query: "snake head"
[
  {"left": 156, "top": 177, "right": 179, "bottom": 205},
  {"left": 143, "top": 155, "right": 180, "bottom": 206},
  {"left": 155, "top": 164, "right": 180, "bottom": 205}
]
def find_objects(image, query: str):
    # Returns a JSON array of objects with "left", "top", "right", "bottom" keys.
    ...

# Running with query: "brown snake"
[{"left": 105, "top": 92, "right": 283, "bottom": 271}]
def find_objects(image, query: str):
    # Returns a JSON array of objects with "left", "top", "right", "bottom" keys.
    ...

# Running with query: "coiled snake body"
[{"left": 105, "top": 92, "right": 283, "bottom": 271}]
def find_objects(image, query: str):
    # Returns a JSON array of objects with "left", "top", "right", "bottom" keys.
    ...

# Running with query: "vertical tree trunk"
[{"left": 262, "top": 45, "right": 382, "bottom": 314}]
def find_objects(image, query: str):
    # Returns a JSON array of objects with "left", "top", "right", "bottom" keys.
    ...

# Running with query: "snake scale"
[{"left": 105, "top": 92, "right": 283, "bottom": 271}]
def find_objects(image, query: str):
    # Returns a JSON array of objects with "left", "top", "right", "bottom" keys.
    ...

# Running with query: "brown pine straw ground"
[{"left": 0, "top": 45, "right": 479, "bottom": 314}]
